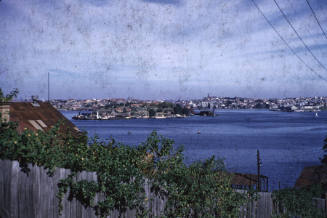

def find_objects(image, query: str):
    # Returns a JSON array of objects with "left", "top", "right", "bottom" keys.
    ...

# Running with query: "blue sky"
[{"left": 0, "top": 0, "right": 327, "bottom": 99}]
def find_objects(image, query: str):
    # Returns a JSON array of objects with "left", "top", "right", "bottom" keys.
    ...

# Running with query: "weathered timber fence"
[
  {"left": 0, "top": 160, "right": 325, "bottom": 218},
  {"left": 0, "top": 160, "right": 166, "bottom": 218},
  {"left": 313, "top": 197, "right": 327, "bottom": 216}
]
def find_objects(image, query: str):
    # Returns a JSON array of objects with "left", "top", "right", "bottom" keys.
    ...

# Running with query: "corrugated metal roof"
[
  {"left": 231, "top": 172, "right": 268, "bottom": 191},
  {"left": 232, "top": 173, "right": 259, "bottom": 186},
  {"left": 295, "top": 165, "right": 327, "bottom": 188},
  {"left": 4, "top": 101, "right": 78, "bottom": 134}
]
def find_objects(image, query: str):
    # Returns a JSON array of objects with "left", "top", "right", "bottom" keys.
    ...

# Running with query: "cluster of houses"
[
  {"left": 72, "top": 109, "right": 187, "bottom": 120},
  {"left": 193, "top": 95, "right": 327, "bottom": 112},
  {"left": 73, "top": 109, "right": 150, "bottom": 120},
  {"left": 51, "top": 96, "right": 327, "bottom": 115}
]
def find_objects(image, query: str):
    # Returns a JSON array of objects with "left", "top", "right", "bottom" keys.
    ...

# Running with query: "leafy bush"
[
  {"left": 0, "top": 120, "right": 250, "bottom": 217},
  {"left": 0, "top": 88, "right": 19, "bottom": 103},
  {"left": 272, "top": 185, "right": 325, "bottom": 218}
]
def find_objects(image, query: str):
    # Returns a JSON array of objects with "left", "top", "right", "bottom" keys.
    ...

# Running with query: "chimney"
[
  {"left": 0, "top": 104, "right": 10, "bottom": 123},
  {"left": 31, "top": 95, "right": 40, "bottom": 107}
]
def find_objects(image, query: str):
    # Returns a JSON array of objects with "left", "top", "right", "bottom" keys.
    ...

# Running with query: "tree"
[
  {"left": 0, "top": 88, "right": 19, "bottom": 103},
  {"left": 144, "top": 132, "right": 250, "bottom": 217},
  {"left": 182, "top": 107, "right": 191, "bottom": 115},
  {"left": 173, "top": 104, "right": 183, "bottom": 115},
  {"left": 148, "top": 108, "right": 156, "bottom": 117}
]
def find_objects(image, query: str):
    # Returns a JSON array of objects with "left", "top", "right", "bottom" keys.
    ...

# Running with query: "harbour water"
[{"left": 61, "top": 110, "right": 327, "bottom": 190}]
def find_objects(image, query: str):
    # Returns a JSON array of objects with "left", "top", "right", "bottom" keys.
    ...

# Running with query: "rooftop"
[{"left": 1, "top": 101, "right": 79, "bottom": 134}]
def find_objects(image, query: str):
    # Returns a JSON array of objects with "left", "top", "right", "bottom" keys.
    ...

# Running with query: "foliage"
[
  {"left": 157, "top": 102, "right": 174, "bottom": 109},
  {"left": 148, "top": 108, "right": 156, "bottom": 117},
  {"left": 272, "top": 185, "right": 325, "bottom": 218},
  {"left": 148, "top": 153, "right": 250, "bottom": 217},
  {"left": 0, "top": 120, "right": 251, "bottom": 217},
  {"left": 173, "top": 104, "right": 181, "bottom": 114},
  {"left": 143, "top": 132, "right": 250, "bottom": 217},
  {"left": 173, "top": 104, "right": 191, "bottom": 115},
  {"left": 0, "top": 88, "right": 19, "bottom": 103}
]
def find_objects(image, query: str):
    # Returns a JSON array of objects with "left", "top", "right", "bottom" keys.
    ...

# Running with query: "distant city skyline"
[{"left": 1, "top": 0, "right": 327, "bottom": 100}]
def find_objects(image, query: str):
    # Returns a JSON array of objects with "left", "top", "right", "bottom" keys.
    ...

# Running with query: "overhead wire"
[
  {"left": 249, "top": 0, "right": 326, "bottom": 81},
  {"left": 304, "top": 0, "right": 327, "bottom": 41},
  {"left": 272, "top": 0, "right": 327, "bottom": 73}
]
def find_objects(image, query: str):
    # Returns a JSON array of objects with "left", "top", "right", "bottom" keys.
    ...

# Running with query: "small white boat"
[{"left": 315, "top": 112, "right": 319, "bottom": 118}]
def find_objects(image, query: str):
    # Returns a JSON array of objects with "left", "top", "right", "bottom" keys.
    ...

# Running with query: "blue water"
[{"left": 61, "top": 110, "right": 327, "bottom": 190}]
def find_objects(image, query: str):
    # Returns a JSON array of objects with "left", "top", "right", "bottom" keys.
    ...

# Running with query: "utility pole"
[
  {"left": 257, "top": 149, "right": 262, "bottom": 192},
  {"left": 48, "top": 72, "right": 50, "bottom": 102}
]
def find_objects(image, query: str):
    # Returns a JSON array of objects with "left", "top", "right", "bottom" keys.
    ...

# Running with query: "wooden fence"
[
  {"left": 0, "top": 160, "right": 166, "bottom": 218},
  {"left": 0, "top": 160, "right": 325, "bottom": 218}
]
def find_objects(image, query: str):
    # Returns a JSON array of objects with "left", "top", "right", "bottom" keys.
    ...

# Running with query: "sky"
[{"left": 0, "top": 0, "right": 327, "bottom": 100}]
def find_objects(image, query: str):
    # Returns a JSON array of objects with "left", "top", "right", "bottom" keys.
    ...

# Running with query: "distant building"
[
  {"left": 231, "top": 173, "right": 269, "bottom": 191},
  {"left": 0, "top": 101, "right": 79, "bottom": 134}
]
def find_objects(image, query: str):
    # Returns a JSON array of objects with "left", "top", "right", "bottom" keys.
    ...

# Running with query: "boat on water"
[{"left": 315, "top": 112, "right": 319, "bottom": 118}]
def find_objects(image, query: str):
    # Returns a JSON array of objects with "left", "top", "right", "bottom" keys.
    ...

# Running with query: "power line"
[
  {"left": 249, "top": 0, "right": 326, "bottom": 81},
  {"left": 272, "top": 0, "right": 327, "bottom": 73},
  {"left": 304, "top": 0, "right": 327, "bottom": 41}
]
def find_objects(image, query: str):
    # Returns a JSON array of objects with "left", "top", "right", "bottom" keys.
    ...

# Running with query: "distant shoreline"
[{"left": 71, "top": 115, "right": 188, "bottom": 121}]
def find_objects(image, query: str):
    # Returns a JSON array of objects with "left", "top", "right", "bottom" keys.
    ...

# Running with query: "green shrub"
[
  {"left": 0, "top": 120, "right": 250, "bottom": 217},
  {"left": 272, "top": 185, "right": 325, "bottom": 218}
]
